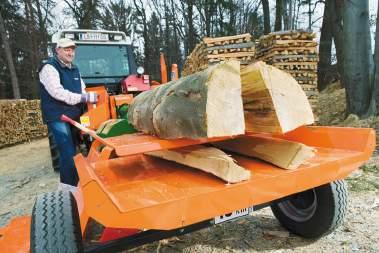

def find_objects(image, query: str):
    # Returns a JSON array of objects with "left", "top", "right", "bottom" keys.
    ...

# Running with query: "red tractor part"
[{"left": 121, "top": 74, "right": 150, "bottom": 94}]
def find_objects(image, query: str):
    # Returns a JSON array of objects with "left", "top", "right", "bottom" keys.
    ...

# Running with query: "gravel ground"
[{"left": 0, "top": 138, "right": 378, "bottom": 252}]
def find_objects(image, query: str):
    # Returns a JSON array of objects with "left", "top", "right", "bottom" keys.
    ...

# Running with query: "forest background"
[{"left": 0, "top": 0, "right": 379, "bottom": 118}]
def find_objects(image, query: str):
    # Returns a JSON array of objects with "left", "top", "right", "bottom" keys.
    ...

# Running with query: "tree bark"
[
  {"left": 283, "top": 0, "right": 289, "bottom": 30},
  {"left": 128, "top": 61, "right": 244, "bottom": 139},
  {"left": 187, "top": 0, "right": 196, "bottom": 55},
  {"left": 317, "top": 0, "right": 333, "bottom": 91},
  {"left": 262, "top": 0, "right": 271, "bottom": 34},
  {"left": 0, "top": 9, "right": 20, "bottom": 99},
  {"left": 343, "top": 0, "right": 373, "bottom": 117},
  {"left": 367, "top": 2, "right": 379, "bottom": 115},
  {"left": 330, "top": 0, "right": 344, "bottom": 82},
  {"left": 274, "top": 0, "right": 283, "bottom": 31}
]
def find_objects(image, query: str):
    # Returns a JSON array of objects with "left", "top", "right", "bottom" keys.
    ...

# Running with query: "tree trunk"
[
  {"left": 367, "top": 2, "right": 379, "bottom": 115},
  {"left": 330, "top": 0, "right": 344, "bottom": 82},
  {"left": 275, "top": 0, "right": 283, "bottom": 31},
  {"left": 307, "top": 0, "right": 312, "bottom": 31},
  {"left": 128, "top": 61, "right": 244, "bottom": 139},
  {"left": 262, "top": 0, "right": 271, "bottom": 34},
  {"left": 187, "top": 0, "right": 196, "bottom": 55},
  {"left": 283, "top": 0, "right": 289, "bottom": 30},
  {"left": 0, "top": 9, "right": 20, "bottom": 99},
  {"left": 343, "top": 0, "right": 373, "bottom": 117},
  {"left": 317, "top": 0, "right": 333, "bottom": 91}
]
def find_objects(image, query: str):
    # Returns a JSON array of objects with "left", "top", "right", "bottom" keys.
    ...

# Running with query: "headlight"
[{"left": 137, "top": 66, "right": 144, "bottom": 75}]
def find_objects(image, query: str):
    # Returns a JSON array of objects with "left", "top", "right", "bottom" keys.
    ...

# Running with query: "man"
[{"left": 39, "top": 38, "right": 97, "bottom": 189}]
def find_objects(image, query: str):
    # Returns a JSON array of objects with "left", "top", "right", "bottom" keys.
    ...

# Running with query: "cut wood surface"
[
  {"left": 242, "top": 61, "right": 314, "bottom": 134},
  {"left": 0, "top": 99, "right": 47, "bottom": 148},
  {"left": 213, "top": 135, "right": 316, "bottom": 170},
  {"left": 203, "top": 33, "right": 251, "bottom": 44},
  {"left": 128, "top": 61, "right": 245, "bottom": 139},
  {"left": 182, "top": 34, "right": 255, "bottom": 76},
  {"left": 146, "top": 146, "right": 251, "bottom": 183}
]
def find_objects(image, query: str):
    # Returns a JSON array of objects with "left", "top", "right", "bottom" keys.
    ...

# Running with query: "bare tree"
[
  {"left": 317, "top": 0, "right": 332, "bottom": 91},
  {"left": 0, "top": 6, "right": 20, "bottom": 98},
  {"left": 275, "top": 0, "right": 283, "bottom": 31},
  {"left": 261, "top": 0, "right": 270, "bottom": 34},
  {"left": 64, "top": 0, "right": 101, "bottom": 29},
  {"left": 342, "top": 0, "right": 373, "bottom": 117},
  {"left": 367, "top": 3, "right": 379, "bottom": 115}
]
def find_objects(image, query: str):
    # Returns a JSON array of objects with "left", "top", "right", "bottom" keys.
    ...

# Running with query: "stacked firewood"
[
  {"left": 182, "top": 33, "right": 255, "bottom": 76},
  {"left": 25, "top": 100, "right": 47, "bottom": 139},
  {"left": 256, "top": 30, "right": 319, "bottom": 116},
  {"left": 0, "top": 99, "right": 47, "bottom": 148}
]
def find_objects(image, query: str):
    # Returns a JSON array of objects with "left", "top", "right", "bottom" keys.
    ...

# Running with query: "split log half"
[
  {"left": 242, "top": 61, "right": 314, "bottom": 134},
  {"left": 213, "top": 135, "right": 315, "bottom": 170},
  {"left": 128, "top": 61, "right": 245, "bottom": 139},
  {"left": 146, "top": 146, "right": 251, "bottom": 183}
]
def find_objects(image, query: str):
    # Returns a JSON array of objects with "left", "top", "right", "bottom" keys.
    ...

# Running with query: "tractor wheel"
[
  {"left": 31, "top": 191, "right": 83, "bottom": 253},
  {"left": 48, "top": 130, "right": 60, "bottom": 172},
  {"left": 270, "top": 180, "right": 348, "bottom": 238}
]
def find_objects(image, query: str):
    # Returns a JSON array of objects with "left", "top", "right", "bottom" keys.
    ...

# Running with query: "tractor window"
[{"left": 74, "top": 45, "right": 130, "bottom": 78}]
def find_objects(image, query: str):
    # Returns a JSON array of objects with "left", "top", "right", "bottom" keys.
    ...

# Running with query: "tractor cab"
[{"left": 49, "top": 29, "right": 150, "bottom": 95}]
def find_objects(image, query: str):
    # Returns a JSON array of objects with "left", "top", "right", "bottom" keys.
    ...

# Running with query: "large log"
[
  {"left": 128, "top": 61, "right": 245, "bottom": 139},
  {"left": 242, "top": 61, "right": 314, "bottom": 134},
  {"left": 146, "top": 146, "right": 251, "bottom": 183},
  {"left": 213, "top": 135, "right": 315, "bottom": 170}
]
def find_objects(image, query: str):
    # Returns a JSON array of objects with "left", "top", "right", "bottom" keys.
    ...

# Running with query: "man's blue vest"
[{"left": 39, "top": 57, "right": 83, "bottom": 123}]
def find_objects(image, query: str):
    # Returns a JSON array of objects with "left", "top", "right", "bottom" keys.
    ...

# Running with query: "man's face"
[{"left": 56, "top": 46, "right": 76, "bottom": 64}]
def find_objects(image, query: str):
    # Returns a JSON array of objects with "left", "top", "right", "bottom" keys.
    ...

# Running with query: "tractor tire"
[
  {"left": 48, "top": 130, "right": 60, "bottom": 172},
  {"left": 270, "top": 180, "right": 348, "bottom": 238},
  {"left": 30, "top": 191, "right": 83, "bottom": 253}
]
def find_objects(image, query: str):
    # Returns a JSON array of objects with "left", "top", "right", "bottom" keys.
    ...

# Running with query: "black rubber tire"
[
  {"left": 48, "top": 130, "right": 60, "bottom": 172},
  {"left": 270, "top": 180, "right": 348, "bottom": 238},
  {"left": 30, "top": 191, "right": 83, "bottom": 253}
]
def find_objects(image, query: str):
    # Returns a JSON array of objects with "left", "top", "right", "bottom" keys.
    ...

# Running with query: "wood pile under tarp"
[
  {"left": 0, "top": 100, "right": 47, "bottom": 148},
  {"left": 182, "top": 33, "right": 255, "bottom": 76},
  {"left": 256, "top": 30, "right": 319, "bottom": 118}
]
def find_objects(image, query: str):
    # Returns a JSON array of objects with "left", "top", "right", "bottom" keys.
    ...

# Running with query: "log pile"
[
  {"left": 182, "top": 33, "right": 255, "bottom": 76},
  {"left": 256, "top": 30, "right": 319, "bottom": 117},
  {"left": 129, "top": 61, "right": 245, "bottom": 139},
  {"left": 129, "top": 61, "right": 316, "bottom": 182},
  {"left": 0, "top": 99, "right": 47, "bottom": 148}
]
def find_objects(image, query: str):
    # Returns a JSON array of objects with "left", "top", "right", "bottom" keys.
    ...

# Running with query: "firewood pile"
[
  {"left": 182, "top": 33, "right": 255, "bottom": 76},
  {"left": 0, "top": 99, "right": 47, "bottom": 148},
  {"left": 256, "top": 30, "right": 319, "bottom": 116}
]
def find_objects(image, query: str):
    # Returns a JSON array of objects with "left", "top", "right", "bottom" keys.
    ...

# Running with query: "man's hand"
[{"left": 81, "top": 92, "right": 98, "bottom": 104}]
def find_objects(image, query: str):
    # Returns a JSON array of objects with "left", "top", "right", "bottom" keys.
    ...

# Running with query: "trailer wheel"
[
  {"left": 270, "top": 180, "right": 347, "bottom": 238},
  {"left": 48, "top": 130, "right": 60, "bottom": 172},
  {"left": 31, "top": 191, "right": 83, "bottom": 253}
]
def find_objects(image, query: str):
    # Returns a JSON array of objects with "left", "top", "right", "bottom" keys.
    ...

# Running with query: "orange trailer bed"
[
  {"left": 0, "top": 126, "right": 375, "bottom": 252},
  {"left": 75, "top": 126, "right": 375, "bottom": 230}
]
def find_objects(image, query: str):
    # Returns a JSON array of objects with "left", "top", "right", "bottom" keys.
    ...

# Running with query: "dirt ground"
[{"left": 1, "top": 84, "right": 379, "bottom": 252}]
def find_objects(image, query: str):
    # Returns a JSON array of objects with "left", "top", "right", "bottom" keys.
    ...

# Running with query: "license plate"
[
  {"left": 214, "top": 206, "right": 253, "bottom": 224},
  {"left": 79, "top": 33, "right": 109, "bottom": 41}
]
